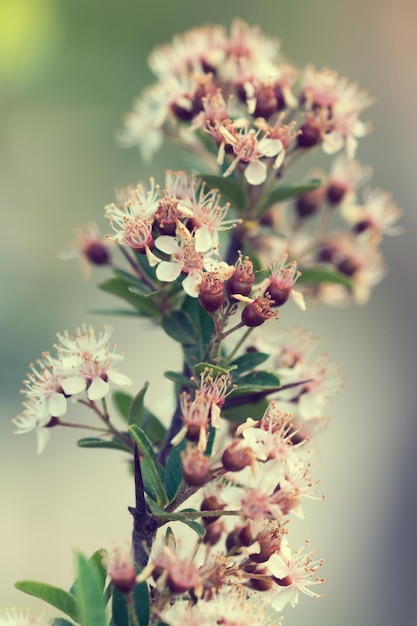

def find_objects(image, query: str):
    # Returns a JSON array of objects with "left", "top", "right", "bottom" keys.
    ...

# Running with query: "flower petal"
[
  {"left": 244, "top": 160, "right": 267, "bottom": 186},
  {"left": 87, "top": 377, "right": 110, "bottom": 401},
  {"left": 156, "top": 260, "right": 182, "bottom": 282}
]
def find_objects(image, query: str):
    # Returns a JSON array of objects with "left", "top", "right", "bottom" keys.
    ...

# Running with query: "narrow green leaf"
[
  {"left": 140, "top": 457, "right": 165, "bottom": 503},
  {"left": 98, "top": 277, "right": 144, "bottom": 308},
  {"left": 231, "top": 371, "right": 281, "bottom": 396},
  {"left": 87, "top": 308, "right": 141, "bottom": 317},
  {"left": 128, "top": 382, "right": 149, "bottom": 427},
  {"left": 113, "top": 268, "right": 153, "bottom": 295},
  {"left": 98, "top": 278, "right": 160, "bottom": 319},
  {"left": 88, "top": 549, "right": 107, "bottom": 593},
  {"left": 133, "top": 581, "right": 151, "bottom": 626},
  {"left": 14, "top": 581, "right": 78, "bottom": 622},
  {"left": 129, "top": 425, "right": 168, "bottom": 506},
  {"left": 111, "top": 583, "right": 150, "bottom": 626},
  {"left": 111, "top": 587, "right": 128, "bottom": 626},
  {"left": 228, "top": 352, "right": 270, "bottom": 374},
  {"left": 164, "top": 371, "right": 192, "bottom": 387},
  {"left": 75, "top": 553, "right": 107, "bottom": 626},
  {"left": 258, "top": 179, "right": 322, "bottom": 211},
  {"left": 113, "top": 391, "right": 133, "bottom": 421},
  {"left": 77, "top": 437, "right": 132, "bottom": 453},
  {"left": 197, "top": 174, "right": 248, "bottom": 211},
  {"left": 221, "top": 398, "right": 269, "bottom": 424},
  {"left": 182, "top": 297, "right": 215, "bottom": 361},
  {"left": 165, "top": 443, "right": 185, "bottom": 501},
  {"left": 162, "top": 311, "right": 197, "bottom": 345},
  {"left": 177, "top": 518, "right": 206, "bottom": 537},
  {"left": 193, "top": 362, "right": 230, "bottom": 378},
  {"left": 297, "top": 267, "right": 353, "bottom": 288},
  {"left": 141, "top": 411, "right": 166, "bottom": 444}
]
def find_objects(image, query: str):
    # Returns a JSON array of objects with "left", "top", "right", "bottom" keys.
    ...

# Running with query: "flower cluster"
[
  {"left": 12, "top": 17, "right": 401, "bottom": 626},
  {"left": 136, "top": 401, "right": 324, "bottom": 622},
  {"left": 121, "top": 19, "right": 371, "bottom": 173},
  {"left": 248, "top": 154, "right": 402, "bottom": 305},
  {"left": 14, "top": 325, "right": 132, "bottom": 453}
]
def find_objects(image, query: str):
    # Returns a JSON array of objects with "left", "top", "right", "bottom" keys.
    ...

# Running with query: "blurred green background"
[{"left": 1, "top": 1, "right": 416, "bottom": 624}]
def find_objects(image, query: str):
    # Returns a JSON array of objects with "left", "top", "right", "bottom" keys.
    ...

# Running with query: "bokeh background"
[{"left": 1, "top": 1, "right": 416, "bottom": 624}]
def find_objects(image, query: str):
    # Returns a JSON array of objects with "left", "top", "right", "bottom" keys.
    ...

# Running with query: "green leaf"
[
  {"left": 128, "top": 382, "right": 149, "bottom": 427},
  {"left": 297, "top": 267, "right": 353, "bottom": 288},
  {"left": 182, "top": 297, "right": 215, "bottom": 362},
  {"left": 77, "top": 437, "right": 132, "bottom": 453},
  {"left": 98, "top": 277, "right": 144, "bottom": 309},
  {"left": 176, "top": 517, "right": 205, "bottom": 537},
  {"left": 133, "top": 581, "right": 150, "bottom": 626},
  {"left": 87, "top": 308, "right": 141, "bottom": 317},
  {"left": 113, "top": 268, "right": 153, "bottom": 295},
  {"left": 112, "top": 583, "right": 150, "bottom": 626},
  {"left": 228, "top": 352, "right": 270, "bottom": 374},
  {"left": 164, "top": 371, "right": 192, "bottom": 387},
  {"left": 162, "top": 311, "right": 197, "bottom": 346},
  {"left": 14, "top": 581, "right": 78, "bottom": 622},
  {"left": 140, "top": 457, "right": 165, "bottom": 503},
  {"left": 221, "top": 398, "right": 269, "bottom": 424},
  {"left": 88, "top": 549, "right": 107, "bottom": 593},
  {"left": 75, "top": 553, "right": 107, "bottom": 626},
  {"left": 112, "top": 391, "right": 166, "bottom": 443},
  {"left": 113, "top": 391, "right": 133, "bottom": 421},
  {"left": 230, "top": 370, "right": 281, "bottom": 396},
  {"left": 141, "top": 410, "right": 166, "bottom": 444},
  {"left": 197, "top": 174, "right": 248, "bottom": 211},
  {"left": 165, "top": 443, "right": 185, "bottom": 501},
  {"left": 257, "top": 179, "right": 322, "bottom": 212},
  {"left": 51, "top": 620, "right": 75, "bottom": 626},
  {"left": 98, "top": 278, "right": 160, "bottom": 319},
  {"left": 129, "top": 425, "right": 168, "bottom": 506},
  {"left": 193, "top": 362, "right": 230, "bottom": 378}
]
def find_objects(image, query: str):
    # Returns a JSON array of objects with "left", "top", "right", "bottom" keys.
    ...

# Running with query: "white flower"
[
  {"left": 267, "top": 538, "right": 325, "bottom": 610},
  {"left": 55, "top": 325, "right": 133, "bottom": 401},
  {"left": 13, "top": 402, "right": 52, "bottom": 454},
  {"left": 21, "top": 353, "right": 74, "bottom": 417},
  {"left": 2, "top": 609, "right": 50, "bottom": 626}
]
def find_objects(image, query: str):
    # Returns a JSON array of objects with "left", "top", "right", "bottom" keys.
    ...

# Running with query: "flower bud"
[
  {"left": 326, "top": 181, "right": 348, "bottom": 205},
  {"left": 241, "top": 296, "right": 278, "bottom": 327},
  {"left": 254, "top": 84, "right": 279, "bottom": 119},
  {"left": 106, "top": 546, "right": 136, "bottom": 594},
  {"left": 226, "top": 255, "right": 254, "bottom": 297},
  {"left": 200, "top": 495, "right": 226, "bottom": 524},
  {"left": 167, "top": 560, "right": 199, "bottom": 594},
  {"left": 244, "top": 563, "right": 273, "bottom": 591},
  {"left": 203, "top": 519, "right": 224, "bottom": 546},
  {"left": 85, "top": 241, "right": 111, "bottom": 266},
  {"left": 181, "top": 445, "right": 210, "bottom": 486},
  {"left": 295, "top": 187, "right": 325, "bottom": 219},
  {"left": 198, "top": 274, "right": 225, "bottom": 313},
  {"left": 297, "top": 119, "right": 322, "bottom": 148},
  {"left": 222, "top": 440, "right": 254, "bottom": 472}
]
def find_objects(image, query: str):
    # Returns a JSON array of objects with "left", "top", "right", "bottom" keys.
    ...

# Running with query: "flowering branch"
[{"left": 11, "top": 17, "right": 401, "bottom": 626}]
